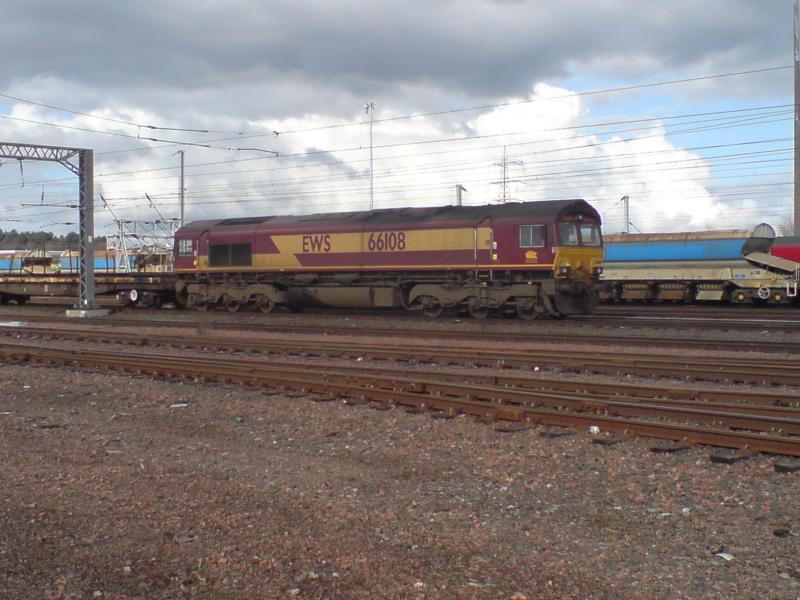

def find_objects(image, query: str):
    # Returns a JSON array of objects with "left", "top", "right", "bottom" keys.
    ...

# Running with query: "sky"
[{"left": 0, "top": 0, "right": 794, "bottom": 246}]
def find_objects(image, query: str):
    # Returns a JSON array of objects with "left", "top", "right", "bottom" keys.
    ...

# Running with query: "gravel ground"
[{"left": 1, "top": 353, "right": 799, "bottom": 599}]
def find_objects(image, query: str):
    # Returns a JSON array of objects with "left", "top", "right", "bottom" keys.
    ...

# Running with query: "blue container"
[{"left": 604, "top": 237, "right": 747, "bottom": 263}]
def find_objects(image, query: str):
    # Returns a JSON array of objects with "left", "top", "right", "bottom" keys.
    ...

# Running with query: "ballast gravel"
[
  {"left": 0, "top": 306, "right": 798, "bottom": 599},
  {"left": 0, "top": 362, "right": 798, "bottom": 599}
]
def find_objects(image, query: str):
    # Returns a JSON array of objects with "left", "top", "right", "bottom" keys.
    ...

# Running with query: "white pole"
[
  {"left": 617, "top": 195, "right": 630, "bottom": 233},
  {"left": 174, "top": 150, "right": 186, "bottom": 226},
  {"left": 179, "top": 150, "right": 185, "bottom": 226},
  {"left": 502, "top": 146, "right": 508, "bottom": 203},
  {"left": 455, "top": 184, "right": 467, "bottom": 206},
  {"left": 624, "top": 195, "right": 630, "bottom": 234},
  {"left": 365, "top": 101, "right": 375, "bottom": 210}
]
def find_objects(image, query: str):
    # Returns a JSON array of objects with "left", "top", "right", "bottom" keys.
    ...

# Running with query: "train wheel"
[
  {"left": 466, "top": 298, "right": 490, "bottom": 319},
  {"left": 255, "top": 295, "right": 275, "bottom": 314},
  {"left": 423, "top": 306, "right": 444, "bottom": 318},
  {"left": 189, "top": 294, "right": 210, "bottom": 311},
  {"left": 223, "top": 295, "right": 241, "bottom": 313},
  {"left": 419, "top": 295, "right": 444, "bottom": 318},
  {"left": 469, "top": 306, "right": 490, "bottom": 319},
  {"left": 515, "top": 298, "right": 541, "bottom": 320},
  {"left": 516, "top": 305, "right": 538, "bottom": 320}
]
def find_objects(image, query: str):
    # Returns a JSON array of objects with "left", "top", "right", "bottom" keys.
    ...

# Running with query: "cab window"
[
  {"left": 557, "top": 222, "right": 579, "bottom": 246},
  {"left": 579, "top": 223, "right": 601, "bottom": 246},
  {"left": 519, "top": 224, "right": 545, "bottom": 248},
  {"left": 178, "top": 239, "right": 193, "bottom": 256}
]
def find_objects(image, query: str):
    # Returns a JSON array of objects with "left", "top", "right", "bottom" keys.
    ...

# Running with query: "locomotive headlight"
[{"left": 559, "top": 266, "right": 571, "bottom": 275}]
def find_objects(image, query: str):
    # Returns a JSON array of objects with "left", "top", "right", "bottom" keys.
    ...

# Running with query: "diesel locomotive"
[{"left": 172, "top": 199, "right": 604, "bottom": 318}]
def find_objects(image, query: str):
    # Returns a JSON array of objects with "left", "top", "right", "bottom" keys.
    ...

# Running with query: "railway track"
[
  {"left": 1, "top": 312, "right": 798, "bottom": 354},
  {"left": 6, "top": 322, "right": 800, "bottom": 407},
  {"left": 596, "top": 304, "right": 800, "bottom": 320},
  {"left": 4, "top": 301, "right": 800, "bottom": 331},
  {"left": 3, "top": 339, "right": 800, "bottom": 457},
  {"left": 4, "top": 323, "right": 800, "bottom": 385},
  {"left": 576, "top": 314, "right": 800, "bottom": 331}
]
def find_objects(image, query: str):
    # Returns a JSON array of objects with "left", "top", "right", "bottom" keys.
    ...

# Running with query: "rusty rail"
[
  {"left": 1, "top": 311, "right": 799, "bottom": 352},
  {"left": 3, "top": 340, "right": 800, "bottom": 457},
  {"left": 5, "top": 324, "right": 800, "bottom": 386}
]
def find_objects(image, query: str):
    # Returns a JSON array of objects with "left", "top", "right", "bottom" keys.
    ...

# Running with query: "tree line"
[{"left": 0, "top": 229, "right": 107, "bottom": 250}]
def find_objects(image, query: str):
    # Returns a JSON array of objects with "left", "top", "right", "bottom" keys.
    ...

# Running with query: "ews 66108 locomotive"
[{"left": 172, "top": 199, "right": 603, "bottom": 318}]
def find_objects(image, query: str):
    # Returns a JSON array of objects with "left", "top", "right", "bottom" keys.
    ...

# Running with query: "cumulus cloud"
[
  {"left": 0, "top": 0, "right": 792, "bottom": 236},
  {"left": 0, "top": 1, "right": 789, "bottom": 105}
]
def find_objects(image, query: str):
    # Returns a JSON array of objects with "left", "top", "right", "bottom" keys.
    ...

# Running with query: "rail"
[{"left": 3, "top": 340, "right": 800, "bottom": 457}]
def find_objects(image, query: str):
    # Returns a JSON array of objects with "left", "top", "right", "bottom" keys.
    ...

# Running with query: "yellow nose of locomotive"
[{"left": 554, "top": 245, "right": 604, "bottom": 281}]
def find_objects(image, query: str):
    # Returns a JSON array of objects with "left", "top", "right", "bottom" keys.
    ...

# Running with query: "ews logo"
[{"left": 302, "top": 234, "right": 332, "bottom": 253}]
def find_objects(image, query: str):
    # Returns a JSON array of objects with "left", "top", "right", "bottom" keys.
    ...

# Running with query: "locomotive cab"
[{"left": 553, "top": 216, "right": 603, "bottom": 281}]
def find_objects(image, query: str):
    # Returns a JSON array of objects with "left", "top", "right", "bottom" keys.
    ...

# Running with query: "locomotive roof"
[{"left": 178, "top": 199, "right": 599, "bottom": 233}]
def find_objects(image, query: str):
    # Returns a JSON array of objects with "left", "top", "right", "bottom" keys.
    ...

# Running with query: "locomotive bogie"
[
  {"left": 178, "top": 281, "right": 288, "bottom": 311},
  {"left": 177, "top": 275, "right": 581, "bottom": 316}
]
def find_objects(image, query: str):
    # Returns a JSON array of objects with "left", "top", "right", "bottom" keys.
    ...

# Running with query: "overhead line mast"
[{"left": 0, "top": 141, "right": 102, "bottom": 315}]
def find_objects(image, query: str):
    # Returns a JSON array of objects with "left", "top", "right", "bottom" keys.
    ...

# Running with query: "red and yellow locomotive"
[{"left": 173, "top": 199, "right": 603, "bottom": 318}]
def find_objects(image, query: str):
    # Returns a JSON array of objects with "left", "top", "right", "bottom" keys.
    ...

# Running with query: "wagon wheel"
[
  {"left": 255, "top": 295, "right": 275, "bottom": 314},
  {"left": 466, "top": 297, "right": 490, "bottom": 319},
  {"left": 140, "top": 293, "right": 161, "bottom": 309},
  {"left": 223, "top": 295, "right": 242, "bottom": 313},
  {"left": 419, "top": 295, "right": 444, "bottom": 318}
]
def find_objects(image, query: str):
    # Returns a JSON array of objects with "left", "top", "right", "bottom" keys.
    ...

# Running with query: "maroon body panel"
[{"left": 174, "top": 200, "right": 602, "bottom": 273}]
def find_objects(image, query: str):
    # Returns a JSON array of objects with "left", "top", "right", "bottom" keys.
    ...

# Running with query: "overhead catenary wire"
[
  {"left": 0, "top": 65, "right": 790, "bottom": 142},
  {"left": 63, "top": 145, "right": 794, "bottom": 204},
  {"left": 0, "top": 123, "right": 788, "bottom": 206},
  {"left": 0, "top": 114, "right": 278, "bottom": 154},
  {"left": 0, "top": 64, "right": 793, "bottom": 232},
  {"left": 0, "top": 104, "right": 789, "bottom": 192},
  {"left": 1, "top": 143, "right": 790, "bottom": 213},
  {"left": 7, "top": 142, "right": 788, "bottom": 219}
]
